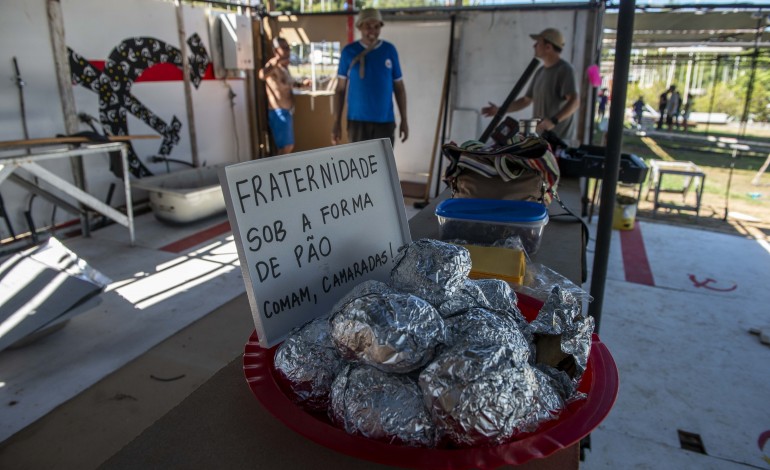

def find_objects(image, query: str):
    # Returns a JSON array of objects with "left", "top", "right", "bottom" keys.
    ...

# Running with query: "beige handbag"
[{"left": 442, "top": 137, "right": 560, "bottom": 205}]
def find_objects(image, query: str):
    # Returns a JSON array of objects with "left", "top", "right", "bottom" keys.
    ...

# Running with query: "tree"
[
  {"left": 696, "top": 82, "right": 742, "bottom": 119},
  {"left": 732, "top": 64, "right": 770, "bottom": 122}
]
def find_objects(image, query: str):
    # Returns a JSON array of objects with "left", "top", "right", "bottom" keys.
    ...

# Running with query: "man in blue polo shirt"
[{"left": 331, "top": 8, "right": 409, "bottom": 147}]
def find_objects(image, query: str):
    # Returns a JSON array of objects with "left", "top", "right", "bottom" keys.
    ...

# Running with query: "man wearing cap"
[
  {"left": 332, "top": 8, "right": 408, "bottom": 146},
  {"left": 481, "top": 28, "right": 579, "bottom": 143}
]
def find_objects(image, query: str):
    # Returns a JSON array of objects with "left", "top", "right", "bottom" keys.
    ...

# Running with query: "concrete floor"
[
  {"left": 582, "top": 219, "right": 770, "bottom": 470},
  {"left": 0, "top": 211, "right": 245, "bottom": 445},
  {"left": 1, "top": 199, "right": 769, "bottom": 469}
]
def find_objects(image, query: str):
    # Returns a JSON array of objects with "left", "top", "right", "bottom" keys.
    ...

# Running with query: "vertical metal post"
[
  {"left": 254, "top": 12, "right": 271, "bottom": 159},
  {"left": 739, "top": 18, "right": 762, "bottom": 138},
  {"left": 588, "top": 0, "right": 635, "bottom": 334},
  {"left": 176, "top": 1, "right": 200, "bottom": 167},
  {"left": 581, "top": 3, "right": 605, "bottom": 145},
  {"left": 433, "top": 14, "right": 456, "bottom": 199},
  {"left": 346, "top": 1, "right": 354, "bottom": 44},
  {"left": 48, "top": 0, "right": 90, "bottom": 237},
  {"left": 706, "top": 55, "right": 720, "bottom": 135},
  {"left": 120, "top": 144, "right": 135, "bottom": 246},
  {"left": 241, "top": 5, "right": 258, "bottom": 161},
  {"left": 683, "top": 57, "right": 693, "bottom": 98}
]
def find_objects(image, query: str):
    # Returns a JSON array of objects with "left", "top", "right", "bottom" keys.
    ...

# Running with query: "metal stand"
[
  {"left": 646, "top": 160, "right": 706, "bottom": 219},
  {"left": 0, "top": 142, "right": 135, "bottom": 245}
]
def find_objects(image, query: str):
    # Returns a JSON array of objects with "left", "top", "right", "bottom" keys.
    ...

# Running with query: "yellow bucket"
[{"left": 612, "top": 197, "right": 637, "bottom": 231}]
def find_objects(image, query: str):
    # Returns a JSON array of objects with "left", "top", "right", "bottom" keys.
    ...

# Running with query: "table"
[
  {"left": 557, "top": 145, "right": 649, "bottom": 222},
  {"left": 645, "top": 160, "right": 706, "bottom": 218},
  {"left": 102, "top": 179, "right": 587, "bottom": 469},
  {"left": 0, "top": 142, "right": 135, "bottom": 245}
]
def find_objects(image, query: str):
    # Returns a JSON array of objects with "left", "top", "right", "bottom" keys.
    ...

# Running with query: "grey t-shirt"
[{"left": 525, "top": 59, "right": 578, "bottom": 142}]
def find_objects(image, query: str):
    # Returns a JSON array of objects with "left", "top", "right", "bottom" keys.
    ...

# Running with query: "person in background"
[
  {"left": 331, "top": 8, "right": 408, "bottom": 147},
  {"left": 656, "top": 86, "right": 670, "bottom": 130},
  {"left": 259, "top": 37, "right": 298, "bottom": 155},
  {"left": 633, "top": 96, "right": 645, "bottom": 130},
  {"left": 666, "top": 87, "right": 681, "bottom": 131},
  {"left": 598, "top": 87, "right": 609, "bottom": 122},
  {"left": 481, "top": 27, "right": 579, "bottom": 143},
  {"left": 682, "top": 94, "right": 694, "bottom": 132}
]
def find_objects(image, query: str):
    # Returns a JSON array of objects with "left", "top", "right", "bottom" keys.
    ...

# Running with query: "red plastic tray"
[{"left": 243, "top": 294, "right": 618, "bottom": 469}]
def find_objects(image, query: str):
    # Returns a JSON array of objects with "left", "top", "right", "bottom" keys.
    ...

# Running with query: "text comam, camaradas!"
[
  {"left": 260, "top": 249, "right": 390, "bottom": 320},
  {"left": 322, "top": 249, "right": 390, "bottom": 293},
  {"left": 234, "top": 155, "right": 378, "bottom": 213}
]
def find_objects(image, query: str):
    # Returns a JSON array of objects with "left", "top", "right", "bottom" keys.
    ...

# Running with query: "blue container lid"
[{"left": 435, "top": 198, "right": 548, "bottom": 223}]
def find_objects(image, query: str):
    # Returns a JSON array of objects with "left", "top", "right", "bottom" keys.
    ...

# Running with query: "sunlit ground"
[{"left": 108, "top": 235, "right": 240, "bottom": 310}]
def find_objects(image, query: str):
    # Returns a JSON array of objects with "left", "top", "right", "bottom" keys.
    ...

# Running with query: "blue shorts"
[{"left": 268, "top": 108, "right": 294, "bottom": 149}]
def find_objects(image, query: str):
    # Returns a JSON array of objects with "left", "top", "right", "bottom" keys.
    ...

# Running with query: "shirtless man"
[{"left": 259, "top": 37, "right": 296, "bottom": 155}]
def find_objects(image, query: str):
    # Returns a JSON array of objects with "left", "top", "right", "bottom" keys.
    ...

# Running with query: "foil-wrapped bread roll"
[
  {"left": 390, "top": 239, "right": 471, "bottom": 306},
  {"left": 439, "top": 279, "right": 533, "bottom": 347},
  {"left": 474, "top": 278, "right": 519, "bottom": 313},
  {"left": 436, "top": 278, "right": 521, "bottom": 318},
  {"left": 419, "top": 343, "right": 555, "bottom": 447},
  {"left": 330, "top": 291, "right": 446, "bottom": 374},
  {"left": 535, "top": 363, "right": 579, "bottom": 403},
  {"left": 274, "top": 315, "right": 345, "bottom": 411},
  {"left": 531, "top": 366, "right": 566, "bottom": 420},
  {"left": 436, "top": 279, "right": 487, "bottom": 318},
  {"left": 443, "top": 307, "right": 531, "bottom": 364},
  {"left": 531, "top": 286, "right": 594, "bottom": 383},
  {"left": 329, "top": 365, "right": 437, "bottom": 447},
  {"left": 473, "top": 278, "right": 533, "bottom": 339},
  {"left": 329, "top": 279, "right": 395, "bottom": 315}
]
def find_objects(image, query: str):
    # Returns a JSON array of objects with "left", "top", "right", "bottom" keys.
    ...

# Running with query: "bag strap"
[
  {"left": 442, "top": 137, "right": 559, "bottom": 191},
  {"left": 550, "top": 190, "right": 590, "bottom": 283},
  {"left": 348, "top": 41, "right": 379, "bottom": 79}
]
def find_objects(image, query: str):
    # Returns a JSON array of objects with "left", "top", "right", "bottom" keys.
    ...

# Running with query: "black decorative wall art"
[{"left": 68, "top": 34, "right": 211, "bottom": 178}]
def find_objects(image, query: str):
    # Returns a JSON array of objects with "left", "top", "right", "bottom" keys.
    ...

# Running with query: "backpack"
[{"left": 442, "top": 135, "right": 560, "bottom": 205}]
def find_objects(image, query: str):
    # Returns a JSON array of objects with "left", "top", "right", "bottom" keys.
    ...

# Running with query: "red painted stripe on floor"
[
  {"left": 620, "top": 221, "right": 655, "bottom": 286},
  {"left": 160, "top": 221, "right": 231, "bottom": 253}
]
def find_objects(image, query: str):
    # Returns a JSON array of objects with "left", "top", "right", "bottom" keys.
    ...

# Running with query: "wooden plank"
[
  {"left": 0, "top": 135, "right": 159, "bottom": 149},
  {"left": 175, "top": 3, "right": 199, "bottom": 167}
]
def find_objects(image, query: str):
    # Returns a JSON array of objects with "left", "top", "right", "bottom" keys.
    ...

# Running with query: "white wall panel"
[
  {"left": 0, "top": 0, "right": 253, "bottom": 238},
  {"left": 385, "top": 21, "right": 450, "bottom": 188},
  {"left": 452, "top": 10, "right": 589, "bottom": 147},
  {"left": 0, "top": 0, "right": 74, "bottom": 237}
]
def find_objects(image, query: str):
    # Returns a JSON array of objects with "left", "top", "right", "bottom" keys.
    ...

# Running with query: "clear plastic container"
[{"left": 435, "top": 198, "right": 549, "bottom": 255}]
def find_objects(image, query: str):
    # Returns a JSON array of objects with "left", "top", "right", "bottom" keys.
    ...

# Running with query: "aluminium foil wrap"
[
  {"left": 330, "top": 279, "right": 395, "bottom": 315},
  {"left": 419, "top": 342, "right": 557, "bottom": 447},
  {"left": 443, "top": 307, "right": 532, "bottom": 364},
  {"left": 329, "top": 364, "right": 437, "bottom": 447},
  {"left": 390, "top": 239, "right": 471, "bottom": 306},
  {"left": 274, "top": 315, "right": 345, "bottom": 411},
  {"left": 330, "top": 292, "right": 446, "bottom": 374},
  {"left": 530, "top": 286, "right": 594, "bottom": 383}
]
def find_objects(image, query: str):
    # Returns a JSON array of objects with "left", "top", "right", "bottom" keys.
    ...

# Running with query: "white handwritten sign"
[{"left": 219, "top": 139, "right": 412, "bottom": 347}]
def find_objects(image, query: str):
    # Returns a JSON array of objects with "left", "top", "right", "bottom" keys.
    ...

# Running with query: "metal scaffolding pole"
[{"left": 588, "top": 0, "right": 635, "bottom": 334}]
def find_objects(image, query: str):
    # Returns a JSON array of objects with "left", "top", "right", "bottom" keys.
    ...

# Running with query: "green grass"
[
  {"left": 621, "top": 134, "right": 767, "bottom": 173},
  {"left": 619, "top": 133, "right": 769, "bottom": 210},
  {"left": 591, "top": 121, "right": 770, "bottom": 232},
  {"left": 682, "top": 125, "right": 770, "bottom": 143}
]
